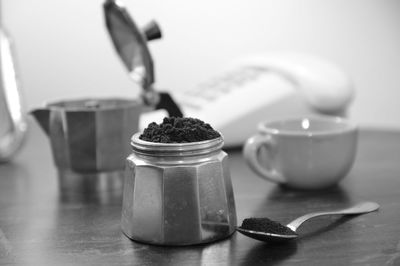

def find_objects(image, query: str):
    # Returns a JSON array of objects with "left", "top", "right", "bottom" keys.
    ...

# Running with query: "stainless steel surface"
[
  {"left": 236, "top": 227, "right": 298, "bottom": 242},
  {"left": 237, "top": 201, "right": 379, "bottom": 243},
  {"left": 286, "top": 201, "right": 380, "bottom": 232},
  {"left": 0, "top": 29, "right": 27, "bottom": 162},
  {"left": 122, "top": 133, "right": 237, "bottom": 245},
  {"left": 103, "top": 0, "right": 183, "bottom": 117},
  {"left": 103, "top": 0, "right": 157, "bottom": 96},
  {"left": 31, "top": 98, "right": 143, "bottom": 174}
]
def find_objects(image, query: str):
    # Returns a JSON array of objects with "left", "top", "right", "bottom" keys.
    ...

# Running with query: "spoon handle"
[{"left": 286, "top": 201, "right": 379, "bottom": 232}]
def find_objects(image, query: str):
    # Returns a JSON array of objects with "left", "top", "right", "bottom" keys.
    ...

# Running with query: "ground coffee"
[
  {"left": 240, "top": 217, "right": 297, "bottom": 235},
  {"left": 139, "top": 117, "right": 221, "bottom": 143}
]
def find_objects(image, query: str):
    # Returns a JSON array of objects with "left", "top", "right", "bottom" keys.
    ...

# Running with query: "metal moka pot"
[
  {"left": 31, "top": 98, "right": 143, "bottom": 182},
  {"left": 122, "top": 133, "right": 237, "bottom": 245},
  {"left": 30, "top": 0, "right": 183, "bottom": 190}
]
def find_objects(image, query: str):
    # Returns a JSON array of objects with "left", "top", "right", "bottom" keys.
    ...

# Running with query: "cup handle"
[{"left": 243, "top": 134, "right": 286, "bottom": 184}]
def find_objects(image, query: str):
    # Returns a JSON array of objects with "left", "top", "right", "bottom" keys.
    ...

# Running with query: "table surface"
[{"left": 1, "top": 123, "right": 400, "bottom": 266}]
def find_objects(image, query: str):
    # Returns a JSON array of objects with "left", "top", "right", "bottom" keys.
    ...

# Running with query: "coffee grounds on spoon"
[
  {"left": 240, "top": 217, "right": 297, "bottom": 235},
  {"left": 140, "top": 117, "right": 221, "bottom": 143}
]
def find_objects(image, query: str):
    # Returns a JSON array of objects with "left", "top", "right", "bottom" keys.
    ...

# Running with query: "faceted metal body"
[
  {"left": 31, "top": 98, "right": 143, "bottom": 173},
  {"left": 122, "top": 134, "right": 237, "bottom": 245}
]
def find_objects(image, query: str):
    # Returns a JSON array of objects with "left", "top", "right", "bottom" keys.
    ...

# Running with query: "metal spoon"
[{"left": 236, "top": 201, "right": 379, "bottom": 242}]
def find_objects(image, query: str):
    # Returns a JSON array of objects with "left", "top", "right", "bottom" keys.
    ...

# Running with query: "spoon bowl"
[
  {"left": 236, "top": 227, "right": 298, "bottom": 242},
  {"left": 237, "top": 201, "right": 379, "bottom": 242}
]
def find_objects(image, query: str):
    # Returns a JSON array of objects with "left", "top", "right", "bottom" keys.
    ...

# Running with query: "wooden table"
[{"left": 1, "top": 123, "right": 400, "bottom": 266}]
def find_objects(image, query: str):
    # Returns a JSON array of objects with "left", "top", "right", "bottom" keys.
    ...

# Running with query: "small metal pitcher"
[
  {"left": 31, "top": 98, "right": 143, "bottom": 185},
  {"left": 122, "top": 133, "right": 237, "bottom": 245}
]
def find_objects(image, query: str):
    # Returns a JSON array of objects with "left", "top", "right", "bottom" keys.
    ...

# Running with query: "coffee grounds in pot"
[
  {"left": 139, "top": 117, "right": 221, "bottom": 143},
  {"left": 240, "top": 217, "right": 297, "bottom": 235}
]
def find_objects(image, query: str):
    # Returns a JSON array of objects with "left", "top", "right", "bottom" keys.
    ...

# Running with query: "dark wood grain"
[{"left": 1, "top": 121, "right": 400, "bottom": 266}]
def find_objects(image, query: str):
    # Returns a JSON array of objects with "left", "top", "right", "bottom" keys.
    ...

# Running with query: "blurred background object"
[
  {"left": 103, "top": 0, "right": 356, "bottom": 147},
  {"left": 2, "top": 0, "right": 400, "bottom": 129},
  {"left": 0, "top": 2, "right": 27, "bottom": 162}
]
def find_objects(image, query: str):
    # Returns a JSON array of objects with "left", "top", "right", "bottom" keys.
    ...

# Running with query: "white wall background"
[{"left": 3, "top": 0, "right": 400, "bottom": 129}]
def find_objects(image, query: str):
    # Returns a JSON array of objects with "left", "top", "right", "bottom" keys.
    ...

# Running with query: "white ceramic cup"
[{"left": 243, "top": 116, "right": 358, "bottom": 189}]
